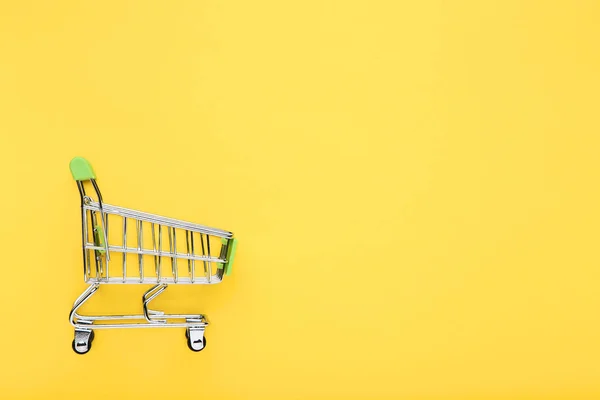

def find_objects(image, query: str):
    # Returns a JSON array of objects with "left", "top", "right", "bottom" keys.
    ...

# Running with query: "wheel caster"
[
  {"left": 72, "top": 330, "right": 95, "bottom": 355},
  {"left": 186, "top": 328, "right": 206, "bottom": 352}
]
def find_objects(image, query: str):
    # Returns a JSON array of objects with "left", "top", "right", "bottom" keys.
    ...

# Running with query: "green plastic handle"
[
  {"left": 222, "top": 238, "right": 238, "bottom": 276},
  {"left": 69, "top": 157, "right": 96, "bottom": 181}
]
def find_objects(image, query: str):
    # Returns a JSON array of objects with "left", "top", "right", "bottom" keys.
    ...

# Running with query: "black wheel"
[
  {"left": 187, "top": 333, "right": 207, "bottom": 352},
  {"left": 72, "top": 330, "right": 95, "bottom": 355}
]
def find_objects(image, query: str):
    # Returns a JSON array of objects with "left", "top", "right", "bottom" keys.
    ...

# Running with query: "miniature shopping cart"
[{"left": 68, "top": 157, "right": 237, "bottom": 354}]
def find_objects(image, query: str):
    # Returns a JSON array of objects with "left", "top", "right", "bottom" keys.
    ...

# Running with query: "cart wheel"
[
  {"left": 186, "top": 329, "right": 207, "bottom": 352},
  {"left": 72, "top": 330, "right": 94, "bottom": 355}
]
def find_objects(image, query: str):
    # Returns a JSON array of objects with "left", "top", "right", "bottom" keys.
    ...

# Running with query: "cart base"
[{"left": 70, "top": 283, "right": 208, "bottom": 354}]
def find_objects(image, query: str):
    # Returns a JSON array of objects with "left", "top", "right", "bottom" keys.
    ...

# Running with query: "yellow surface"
[{"left": 0, "top": 1, "right": 599, "bottom": 399}]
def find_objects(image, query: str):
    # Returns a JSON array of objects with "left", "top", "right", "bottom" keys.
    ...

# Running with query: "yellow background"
[{"left": 1, "top": 1, "right": 599, "bottom": 399}]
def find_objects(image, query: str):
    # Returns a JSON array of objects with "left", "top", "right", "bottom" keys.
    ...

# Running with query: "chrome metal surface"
[
  {"left": 70, "top": 175, "right": 234, "bottom": 352},
  {"left": 78, "top": 195, "right": 232, "bottom": 284},
  {"left": 69, "top": 283, "right": 209, "bottom": 330},
  {"left": 73, "top": 328, "right": 93, "bottom": 354},
  {"left": 187, "top": 326, "right": 206, "bottom": 351}
]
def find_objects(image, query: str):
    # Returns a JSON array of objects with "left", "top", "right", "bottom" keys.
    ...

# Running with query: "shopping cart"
[{"left": 68, "top": 157, "right": 238, "bottom": 354}]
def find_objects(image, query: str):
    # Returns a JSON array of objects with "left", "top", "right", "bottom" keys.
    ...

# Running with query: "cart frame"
[{"left": 68, "top": 157, "right": 237, "bottom": 354}]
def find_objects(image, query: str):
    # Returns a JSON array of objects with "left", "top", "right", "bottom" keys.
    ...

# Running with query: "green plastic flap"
[
  {"left": 93, "top": 225, "right": 106, "bottom": 254},
  {"left": 69, "top": 157, "right": 96, "bottom": 181},
  {"left": 223, "top": 238, "right": 238, "bottom": 276}
]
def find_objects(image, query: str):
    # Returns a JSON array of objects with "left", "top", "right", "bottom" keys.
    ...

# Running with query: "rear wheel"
[{"left": 72, "top": 330, "right": 95, "bottom": 355}]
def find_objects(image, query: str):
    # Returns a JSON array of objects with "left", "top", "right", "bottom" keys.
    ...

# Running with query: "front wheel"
[{"left": 186, "top": 329, "right": 206, "bottom": 352}]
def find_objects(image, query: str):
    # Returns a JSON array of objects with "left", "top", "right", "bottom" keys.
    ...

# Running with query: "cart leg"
[
  {"left": 69, "top": 284, "right": 100, "bottom": 327},
  {"left": 142, "top": 284, "right": 168, "bottom": 323},
  {"left": 70, "top": 284, "right": 100, "bottom": 354}
]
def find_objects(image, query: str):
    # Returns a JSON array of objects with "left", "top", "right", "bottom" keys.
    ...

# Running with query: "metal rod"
[
  {"left": 104, "top": 213, "right": 109, "bottom": 279},
  {"left": 200, "top": 233, "right": 209, "bottom": 281},
  {"left": 157, "top": 225, "right": 162, "bottom": 281},
  {"left": 169, "top": 227, "right": 178, "bottom": 283},
  {"left": 142, "top": 284, "right": 168, "bottom": 323},
  {"left": 122, "top": 217, "right": 127, "bottom": 283},
  {"left": 82, "top": 199, "right": 90, "bottom": 280},
  {"left": 190, "top": 232, "right": 195, "bottom": 283},
  {"left": 137, "top": 220, "right": 143, "bottom": 282},
  {"left": 206, "top": 234, "right": 211, "bottom": 283},
  {"left": 87, "top": 276, "right": 223, "bottom": 284},
  {"left": 78, "top": 181, "right": 89, "bottom": 281},
  {"left": 152, "top": 223, "right": 158, "bottom": 283},
  {"left": 91, "top": 210, "right": 101, "bottom": 278},
  {"left": 80, "top": 245, "right": 225, "bottom": 263},
  {"left": 173, "top": 228, "right": 178, "bottom": 282},
  {"left": 186, "top": 231, "right": 191, "bottom": 278},
  {"left": 83, "top": 201, "right": 232, "bottom": 237}
]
